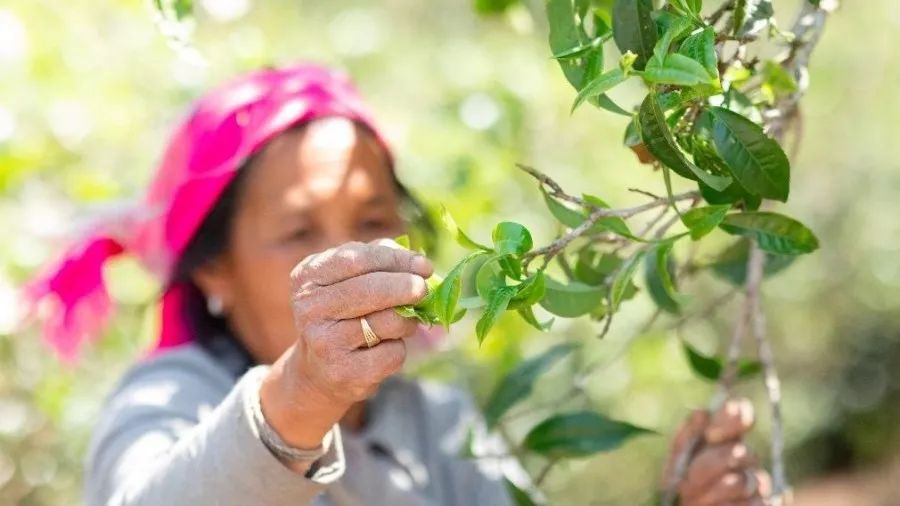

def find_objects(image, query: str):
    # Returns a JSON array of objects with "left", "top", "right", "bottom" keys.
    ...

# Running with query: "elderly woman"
[{"left": 27, "top": 65, "right": 767, "bottom": 505}]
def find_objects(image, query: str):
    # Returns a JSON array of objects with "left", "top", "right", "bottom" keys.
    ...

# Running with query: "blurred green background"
[{"left": 1, "top": 0, "right": 898, "bottom": 504}]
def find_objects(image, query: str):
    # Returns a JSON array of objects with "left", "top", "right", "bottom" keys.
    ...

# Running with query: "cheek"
[{"left": 230, "top": 247, "right": 302, "bottom": 356}]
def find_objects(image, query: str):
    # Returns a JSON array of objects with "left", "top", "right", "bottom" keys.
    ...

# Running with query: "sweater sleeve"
[{"left": 84, "top": 350, "right": 344, "bottom": 506}]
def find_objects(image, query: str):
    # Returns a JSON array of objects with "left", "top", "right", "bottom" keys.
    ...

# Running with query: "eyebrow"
[{"left": 274, "top": 192, "right": 392, "bottom": 222}]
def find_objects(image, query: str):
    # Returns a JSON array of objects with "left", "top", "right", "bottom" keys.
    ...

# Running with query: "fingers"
[
  {"left": 302, "top": 339, "right": 408, "bottom": 403},
  {"left": 328, "top": 307, "right": 420, "bottom": 349},
  {"left": 348, "top": 339, "right": 408, "bottom": 393},
  {"left": 706, "top": 398, "right": 755, "bottom": 444},
  {"left": 303, "top": 271, "right": 427, "bottom": 320},
  {"left": 292, "top": 241, "right": 432, "bottom": 289},
  {"left": 688, "top": 470, "right": 758, "bottom": 505},
  {"left": 681, "top": 442, "right": 756, "bottom": 497}
]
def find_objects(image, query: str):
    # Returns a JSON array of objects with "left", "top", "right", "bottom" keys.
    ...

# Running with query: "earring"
[{"left": 207, "top": 294, "right": 225, "bottom": 316}]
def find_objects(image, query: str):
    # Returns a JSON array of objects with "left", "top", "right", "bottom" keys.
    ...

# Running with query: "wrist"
[{"left": 259, "top": 350, "right": 350, "bottom": 449}]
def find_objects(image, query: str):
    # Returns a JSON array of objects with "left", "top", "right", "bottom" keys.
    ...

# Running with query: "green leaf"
[
  {"left": 678, "top": 27, "right": 718, "bottom": 78},
  {"left": 505, "top": 479, "right": 538, "bottom": 506},
  {"left": 484, "top": 343, "right": 577, "bottom": 428},
  {"left": 548, "top": 0, "right": 605, "bottom": 90},
  {"left": 644, "top": 53, "right": 715, "bottom": 87},
  {"left": 644, "top": 245, "right": 680, "bottom": 314},
  {"left": 493, "top": 222, "right": 533, "bottom": 256},
  {"left": 760, "top": 61, "right": 799, "bottom": 103},
  {"left": 542, "top": 189, "right": 587, "bottom": 228},
  {"left": 639, "top": 93, "right": 732, "bottom": 190},
  {"left": 612, "top": 0, "right": 657, "bottom": 70},
  {"left": 476, "top": 286, "right": 518, "bottom": 344},
  {"left": 476, "top": 255, "right": 509, "bottom": 300},
  {"left": 611, "top": 250, "right": 647, "bottom": 310},
  {"left": 523, "top": 411, "right": 653, "bottom": 457},
  {"left": 552, "top": 34, "right": 610, "bottom": 59},
  {"left": 542, "top": 190, "right": 635, "bottom": 238},
  {"left": 509, "top": 271, "right": 546, "bottom": 310},
  {"left": 575, "top": 250, "right": 622, "bottom": 286},
  {"left": 686, "top": 0, "right": 702, "bottom": 14},
  {"left": 654, "top": 241, "right": 681, "bottom": 303},
  {"left": 440, "top": 206, "right": 492, "bottom": 251},
  {"left": 683, "top": 342, "right": 762, "bottom": 382},
  {"left": 681, "top": 204, "right": 731, "bottom": 239},
  {"left": 710, "top": 238, "right": 796, "bottom": 285},
  {"left": 653, "top": 15, "right": 694, "bottom": 63},
  {"left": 572, "top": 68, "right": 629, "bottom": 112},
  {"left": 433, "top": 253, "right": 484, "bottom": 327},
  {"left": 719, "top": 212, "right": 819, "bottom": 255},
  {"left": 393, "top": 234, "right": 411, "bottom": 249},
  {"left": 473, "top": 0, "right": 519, "bottom": 14},
  {"left": 539, "top": 276, "right": 606, "bottom": 318},
  {"left": 582, "top": 194, "right": 635, "bottom": 238},
  {"left": 517, "top": 306, "right": 555, "bottom": 331},
  {"left": 596, "top": 94, "right": 632, "bottom": 116},
  {"left": 708, "top": 107, "right": 790, "bottom": 202}
]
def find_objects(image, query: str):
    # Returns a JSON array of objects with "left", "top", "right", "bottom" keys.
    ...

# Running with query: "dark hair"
[{"left": 170, "top": 130, "right": 435, "bottom": 343}]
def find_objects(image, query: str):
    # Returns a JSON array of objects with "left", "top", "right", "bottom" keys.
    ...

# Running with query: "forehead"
[{"left": 242, "top": 117, "right": 393, "bottom": 208}]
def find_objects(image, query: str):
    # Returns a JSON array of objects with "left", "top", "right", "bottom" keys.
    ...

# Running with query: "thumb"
[{"left": 662, "top": 410, "right": 710, "bottom": 489}]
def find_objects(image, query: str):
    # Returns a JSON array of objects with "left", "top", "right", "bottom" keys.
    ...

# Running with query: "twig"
[
  {"left": 535, "top": 457, "right": 560, "bottom": 486},
  {"left": 523, "top": 191, "right": 698, "bottom": 265},
  {"left": 707, "top": 0, "right": 737, "bottom": 25},
  {"left": 517, "top": 163, "right": 587, "bottom": 206},
  {"left": 747, "top": 243, "right": 788, "bottom": 504},
  {"left": 628, "top": 188, "right": 663, "bottom": 200}
]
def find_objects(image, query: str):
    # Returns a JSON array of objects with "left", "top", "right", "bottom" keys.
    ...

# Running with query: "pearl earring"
[{"left": 207, "top": 294, "right": 225, "bottom": 316}]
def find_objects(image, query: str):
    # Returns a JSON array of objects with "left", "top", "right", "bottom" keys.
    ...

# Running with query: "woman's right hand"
[{"left": 259, "top": 239, "right": 433, "bottom": 452}]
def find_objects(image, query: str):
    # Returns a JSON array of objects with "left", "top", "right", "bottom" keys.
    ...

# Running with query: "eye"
[
  {"left": 359, "top": 218, "right": 390, "bottom": 230},
  {"left": 286, "top": 227, "right": 312, "bottom": 241}
]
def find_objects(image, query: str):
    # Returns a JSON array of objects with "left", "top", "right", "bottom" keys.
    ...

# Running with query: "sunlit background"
[{"left": 1, "top": 1, "right": 899, "bottom": 504}]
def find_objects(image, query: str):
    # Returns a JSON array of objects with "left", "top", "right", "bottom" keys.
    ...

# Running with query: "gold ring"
[{"left": 360, "top": 317, "right": 380, "bottom": 348}]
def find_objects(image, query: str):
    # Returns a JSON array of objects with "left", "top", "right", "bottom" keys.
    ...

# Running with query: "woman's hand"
[
  {"left": 259, "top": 239, "right": 432, "bottom": 452},
  {"left": 664, "top": 399, "right": 771, "bottom": 506}
]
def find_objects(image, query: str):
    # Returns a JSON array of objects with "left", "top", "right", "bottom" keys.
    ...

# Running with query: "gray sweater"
[{"left": 84, "top": 341, "right": 517, "bottom": 505}]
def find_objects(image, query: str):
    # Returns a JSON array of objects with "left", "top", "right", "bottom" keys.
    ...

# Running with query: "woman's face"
[{"left": 194, "top": 117, "right": 406, "bottom": 363}]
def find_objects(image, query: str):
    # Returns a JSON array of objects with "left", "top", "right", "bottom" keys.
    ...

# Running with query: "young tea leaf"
[
  {"left": 653, "top": 15, "right": 694, "bottom": 63},
  {"left": 517, "top": 306, "right": 555, "bottom": 332},
  {"left": 572, "top": 68, "right": 629, "bottom": 113},
  {"left": 644, "top": 53, "right": 715, "bottom": 87},
  {"left": 440, "top": 206, "right": 492, "bottom": 251},
  {"left": 492, "top": 222, "right": 534, "bottom": 256},
  {"left": 678, "top": 26, "right": 718, "bottom": 78},
  {"left": 476, "top": 286, "right": 518, "bottom": 344}
]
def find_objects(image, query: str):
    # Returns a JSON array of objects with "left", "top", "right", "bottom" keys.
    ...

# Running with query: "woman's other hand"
[{"left": 665, "top": 398, "right": 772, "bottom": 506}]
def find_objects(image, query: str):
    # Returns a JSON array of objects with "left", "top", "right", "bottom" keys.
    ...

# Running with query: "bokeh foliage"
[{"left": 1, "top": 0, "right": 899, "bottom": 504}]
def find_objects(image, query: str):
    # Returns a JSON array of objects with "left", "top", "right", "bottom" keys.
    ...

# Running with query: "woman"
[{"left": 26, "top": 64, "right": 767, "bottom": 505}]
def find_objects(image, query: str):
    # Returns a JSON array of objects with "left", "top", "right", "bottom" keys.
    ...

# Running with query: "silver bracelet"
[{"left": 249, "top": 370, "right": 333, "bottom": 463}]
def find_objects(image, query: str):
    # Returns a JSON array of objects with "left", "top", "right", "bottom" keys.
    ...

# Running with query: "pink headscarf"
[{"left": 23, "top": 64, "right": 408, "bottom": 362}]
